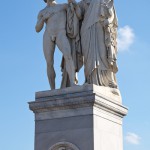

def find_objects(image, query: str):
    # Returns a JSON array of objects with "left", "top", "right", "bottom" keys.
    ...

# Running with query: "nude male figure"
[{"left": 35, "top": 0, "right": 75, "bottom": 89}]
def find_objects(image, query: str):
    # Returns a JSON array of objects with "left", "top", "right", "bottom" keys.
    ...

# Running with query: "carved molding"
[
  {"left": 49, "top": 142, "right": 79, "bottom": 150},
  {"left": 29, "top": 85, "right": 128, "bottom": 117}
]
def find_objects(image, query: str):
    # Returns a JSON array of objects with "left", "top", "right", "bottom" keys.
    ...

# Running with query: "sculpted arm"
[
  {"left": 69, "top": 0, "right": 83, "bottom": 20},
  {"left": 104, "top": 7, "right": 115, "bottom": 26},
  {"left": 35, "top": 11, "right": 45, "bottom": 33},
  {"left": 102, "top": 0, "right": 116, "bottom": 26}
]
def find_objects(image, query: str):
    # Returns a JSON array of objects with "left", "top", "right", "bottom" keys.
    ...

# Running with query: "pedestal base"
[{"left": 29, "top": 84, "right": 128, "bottom": 150}]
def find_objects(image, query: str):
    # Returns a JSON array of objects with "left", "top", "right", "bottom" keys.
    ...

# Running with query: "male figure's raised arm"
[{"left": 35, "top": 11, "right": 45, "bottom": 33}]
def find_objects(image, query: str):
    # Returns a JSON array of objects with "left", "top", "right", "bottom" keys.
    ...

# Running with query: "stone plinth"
[{"left": 29, "top": 84, "right": 128, "bottom": 150}]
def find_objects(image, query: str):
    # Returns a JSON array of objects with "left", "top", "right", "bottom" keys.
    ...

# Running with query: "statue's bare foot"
[
  {"left": 70, "top": 83, "right": 77, "bottom": 87},
  {"left": 83, "top": 82, "right": 89, "bottom": 86}
]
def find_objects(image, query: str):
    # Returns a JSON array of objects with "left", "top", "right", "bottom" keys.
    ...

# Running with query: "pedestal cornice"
[{"left": 29, "top": 84, "right": 128, "bottom": 118}]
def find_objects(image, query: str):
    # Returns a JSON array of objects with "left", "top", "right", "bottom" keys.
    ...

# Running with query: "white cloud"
[
  {"left": 118, "top": 26, "right": 135, "bottom": 51},
  {"left": 125, "top": 132, "right": 141, "bottom": 145}
]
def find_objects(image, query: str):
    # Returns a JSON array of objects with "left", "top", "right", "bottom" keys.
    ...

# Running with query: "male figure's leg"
[
  {"left": 43, "top": 31, "right": 56, "bottom": 89},
  {"left": 56, "top": 32, "right": 75, "bottom": 86}
]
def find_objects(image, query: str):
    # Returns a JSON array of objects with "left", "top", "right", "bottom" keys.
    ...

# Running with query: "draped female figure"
[{"left": 68, "top": 0, "right": 118, "bottom": 88}]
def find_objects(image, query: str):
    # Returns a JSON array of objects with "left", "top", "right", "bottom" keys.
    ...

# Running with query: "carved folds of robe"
[
  {"left": 68, "top": 0, "right": 118, "bottom": 88},
  {"left": 61, "top": 3, "right": 83, "bottom": 88}
]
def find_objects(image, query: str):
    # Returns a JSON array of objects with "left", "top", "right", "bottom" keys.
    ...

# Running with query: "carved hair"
[{"left": 43, "top": 0, "right": 55, "bottom": 3}]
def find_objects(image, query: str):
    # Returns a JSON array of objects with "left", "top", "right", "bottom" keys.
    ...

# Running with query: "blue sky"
[{"left": 0, "top": 0, "right": 150, "bottom": 150}]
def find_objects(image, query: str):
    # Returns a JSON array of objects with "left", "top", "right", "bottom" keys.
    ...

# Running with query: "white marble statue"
[
  {"left": 35, "top": 0, "right": 77, "bottom": 89},
  {"left": 68, "top": 0, "right": 118, "bottom": 88},
  {"left": 36, "top": 0, "right": 119, "bottom": 89}
]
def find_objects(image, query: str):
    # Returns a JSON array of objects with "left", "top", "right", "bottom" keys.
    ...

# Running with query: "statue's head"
[{"left": 43, "top": 0, "right": 55, "bottom": 3}]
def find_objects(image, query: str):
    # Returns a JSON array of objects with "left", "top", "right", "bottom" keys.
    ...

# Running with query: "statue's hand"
[
  {"left": 108, "top": 58, "right": 114, "bottom": 66},
  {"left": 68, "top": 0, "right": 75, "bottom": 3},
  {"left": 68, "top": 0, "right": 72, "bottom": 3},
  {"left": 68, "top": 0, "right": 76, "bottom": 4}
]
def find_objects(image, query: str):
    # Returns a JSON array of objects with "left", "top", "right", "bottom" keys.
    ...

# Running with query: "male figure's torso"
[{"left": 40, "top": 4, "right": 67, "bottom": 35}]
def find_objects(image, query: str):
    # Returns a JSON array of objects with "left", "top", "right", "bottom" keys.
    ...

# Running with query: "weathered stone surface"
[
  {"left": 29, "top": 84, "right": 127, "bottom": 150},
  {"left": 35, "top": 0, "right": 119, "bottom": 89}
]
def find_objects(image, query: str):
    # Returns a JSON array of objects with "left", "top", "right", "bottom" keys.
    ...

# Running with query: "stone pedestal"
[{"left": 29, "top": 84, "right": 128, "bottom": 150}]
